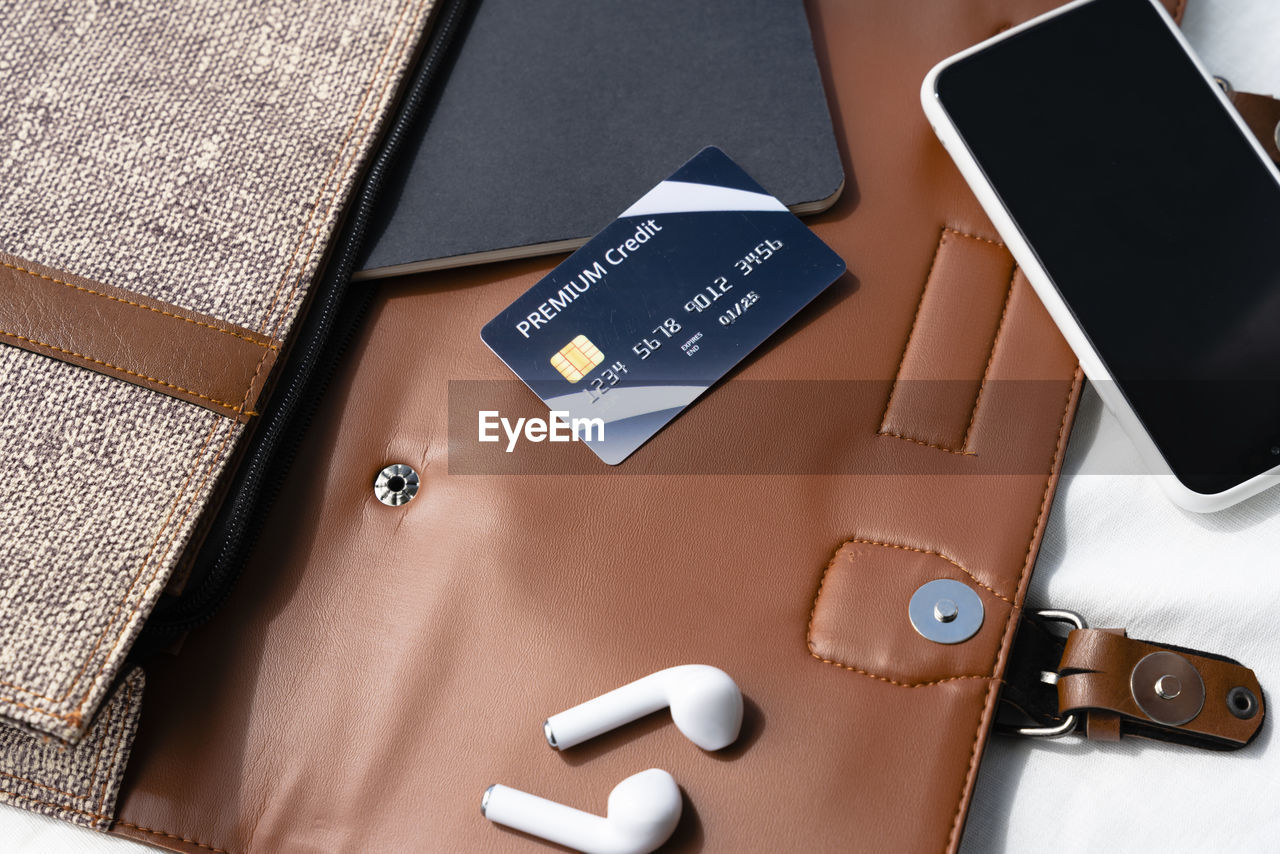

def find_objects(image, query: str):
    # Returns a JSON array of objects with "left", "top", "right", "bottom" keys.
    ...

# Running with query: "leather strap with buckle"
[{"left": 998, "top": 609, "right": 1266, "bottom": 750}]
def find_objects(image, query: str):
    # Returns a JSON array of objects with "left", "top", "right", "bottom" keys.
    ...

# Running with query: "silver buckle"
[{"left": 1002, "top": 608, "right": 1088, "bottom": 738}]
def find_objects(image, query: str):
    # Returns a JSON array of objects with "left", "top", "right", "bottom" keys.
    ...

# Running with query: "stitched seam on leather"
[
  {"left": 879, "top": 226, "right": 948, "bottom": 432},
  {"left": 807, "top": 657, "right": 992, "bottom": 687},
  {"left": 0, "top": 0, "right": 419, "bottom": 722},
  {"left": 847, "top": 538, "right": 1013, "bottom": 603},
  {"left": 0, "top": 329, "right": 257, "bottom": 415},
  {"left": 943, "top": 367, "right": 1081, "bottom": 854},
  {"left": 877, "top": 430, "right": 976, "bottom": 456},
  {"left": 959, "top": 266, "right": 1018, "bottom": 451},
  {"left": 879, "top": 226, "right": 1009, "bottom": 453},
  {"left": 0, "top": 261, "right": 279, "bottom": 350},
  {"left": 253, "top": 0, "right": 416, "bottom": 337},
  {"left": 262, "top": 0, "right": 426, "bottom": 341},
  {"left": 806, "top": 538, "right": 1016, "bottom": 685},
  {"left": 115, "top": 821, "right": 230, "bottom": 854},
  {"left": 945, "top": 679, "right": 999, "bottom": 848},
  {"left": 0, "top": 419, "right": 222, "bottom": 715}
]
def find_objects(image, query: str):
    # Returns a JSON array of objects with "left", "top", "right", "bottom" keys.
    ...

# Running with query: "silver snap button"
[
  {"left": 909, "top": 579, "right": 984, "bottom": 645},
  {"left": 1130, "top": 651, "right": 1204, "bottom": 727},
  {"left": 374, "top": 463, "right": 420, "bottom": 506},
  {"left": 1155, "top": 674, "right": 1182, "bottom": 700}
]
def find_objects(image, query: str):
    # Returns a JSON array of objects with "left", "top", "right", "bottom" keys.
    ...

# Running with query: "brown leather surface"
[
  {"left": 879, "top": 229, "right": 1017, "bottom": 453},
  {"left": 1058, "top": 629, "right": 1265, "bottom": 746},
  {"left": 109, "top": 2, "right": 1089, "bottom": 852},
  {"left": 1230, "top": 90, "right": 1280, "bottom": 165},
  {"left": 1079, "top": 628, "right": 1125, "bottom": 742},
  {"left": 809, "top": 539, "right": 1013, "bottom": 685},
  {"left": 0, "top": 252, "right": 277, "bottom": 422}
]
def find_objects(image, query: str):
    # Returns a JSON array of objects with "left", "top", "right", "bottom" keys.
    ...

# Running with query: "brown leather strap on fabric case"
[
  {"left": 1230, "top": 90, "right": 1280, "bottom": 165},
  {"left": 0, "top": 252, "right": 279, "bottom": 422}
]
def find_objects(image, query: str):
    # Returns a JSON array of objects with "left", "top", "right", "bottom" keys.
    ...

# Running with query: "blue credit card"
[{"left": 481, "top": 146, "right": 846, "bottom": 464}]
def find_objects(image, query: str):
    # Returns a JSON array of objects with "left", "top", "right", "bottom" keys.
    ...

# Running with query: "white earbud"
[
  {"left": 544, "top": 664, "right": 743, "bottom": 751},
  {"left": 482, "top": 768, "right": 682, "bottom": 854}
]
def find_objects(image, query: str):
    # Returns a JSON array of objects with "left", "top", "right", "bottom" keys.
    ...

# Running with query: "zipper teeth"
[{"left": 144, "top": 0, "right": 472, "bottom": 635}]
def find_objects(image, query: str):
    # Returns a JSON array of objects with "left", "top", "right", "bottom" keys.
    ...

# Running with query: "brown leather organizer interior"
[{"left": 105, "top": 1, "right": 1200, "bottom": 852}]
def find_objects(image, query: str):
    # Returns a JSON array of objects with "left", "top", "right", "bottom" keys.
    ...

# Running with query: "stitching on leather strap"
[
  {"left": 0, "top": 328, "right": 254, "bottom": 415},
  {"left": 879, "top": 226, "right": 950, "bottom": 431},
  {"left": 0, "top": 260, "right": 278, "bottom": 350},
  {"left": 877, "top": 429, "right": 978, "bottom": 456},
  {"left": 959, "top": 266, "right": 1019, "bottom": 451},
  {"left": 879, "top": 226, "right": 1010, "bottom": 453}
]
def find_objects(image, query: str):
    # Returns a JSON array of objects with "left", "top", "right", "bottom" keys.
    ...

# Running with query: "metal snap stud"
[
  {"left": 1155, "top": 674, "right": 1182, "bottom": 700},
  {"left": 909, "top": 579, "right": 984, "bottom": 645},
  {"left": 1130, "top": 651, "right": 1205, "bottom": 727},
  {"left": 374, "top": 463, "right": 420, "bottom": 506},
  {"left": 1226, "top": 686, "right": 1259, "bottom": 720}
]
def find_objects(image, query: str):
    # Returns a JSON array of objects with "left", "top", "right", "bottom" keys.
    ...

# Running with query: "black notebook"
[{"left": 355, "top": 0, "right": 845, "bottom": 279}]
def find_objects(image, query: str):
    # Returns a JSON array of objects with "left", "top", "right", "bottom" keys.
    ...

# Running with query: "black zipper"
[{"left": 138, "top": 0, "right": 474, "bottom": 648}]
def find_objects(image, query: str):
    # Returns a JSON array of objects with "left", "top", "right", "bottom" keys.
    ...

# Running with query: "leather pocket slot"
[
  {"left": 808, "top": 539, "right": 1011, "bottom": 686},
  {"left": 879, "top": 228, "right": 1016, "bottom": 452}
]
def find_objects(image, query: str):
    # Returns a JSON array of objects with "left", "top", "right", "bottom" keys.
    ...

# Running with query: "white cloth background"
[{"left": 4, "top": 1, "right": 1279, "bottom": 851}]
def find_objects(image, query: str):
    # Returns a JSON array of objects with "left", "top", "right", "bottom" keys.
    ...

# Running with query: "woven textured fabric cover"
[
  {"left": 0, "top": 668, "right": 144, "bottom": 831},
  {"left": 0, "top": 0, "right": 437, "bottom": 741}
]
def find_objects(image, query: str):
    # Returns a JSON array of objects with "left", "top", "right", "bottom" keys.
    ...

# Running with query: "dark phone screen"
[{"left": 935, "top": 0, "right": 1280, "bottom": 495}]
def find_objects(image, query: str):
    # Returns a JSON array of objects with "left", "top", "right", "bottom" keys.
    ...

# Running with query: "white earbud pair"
[{"left": 482, "top": 664, "right": 743, "bottom": 854}]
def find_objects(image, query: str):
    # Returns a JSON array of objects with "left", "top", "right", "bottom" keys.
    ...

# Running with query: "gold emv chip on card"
[{"left": 550, "top": 334, "right": 604, "bottom": 383}]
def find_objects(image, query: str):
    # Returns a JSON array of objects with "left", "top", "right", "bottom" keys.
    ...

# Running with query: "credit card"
[{"left": 481, "top": 146, "right": 846, "bottom": 464}]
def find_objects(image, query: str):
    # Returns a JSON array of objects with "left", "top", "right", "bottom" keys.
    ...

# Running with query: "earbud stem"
[
  {"left": 545, "top": 672, "right": 669, "bottom": 750},
  {"left": 484, "top": 784, "right": 615, "bottom": 853},
  {"left": 482, "top": 772, "right": 681, "bottom": 854}
]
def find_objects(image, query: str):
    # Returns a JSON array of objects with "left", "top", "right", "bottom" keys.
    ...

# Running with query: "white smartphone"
[{"left": 922, "top": 0, "right": 1280, "bottom": 512}]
